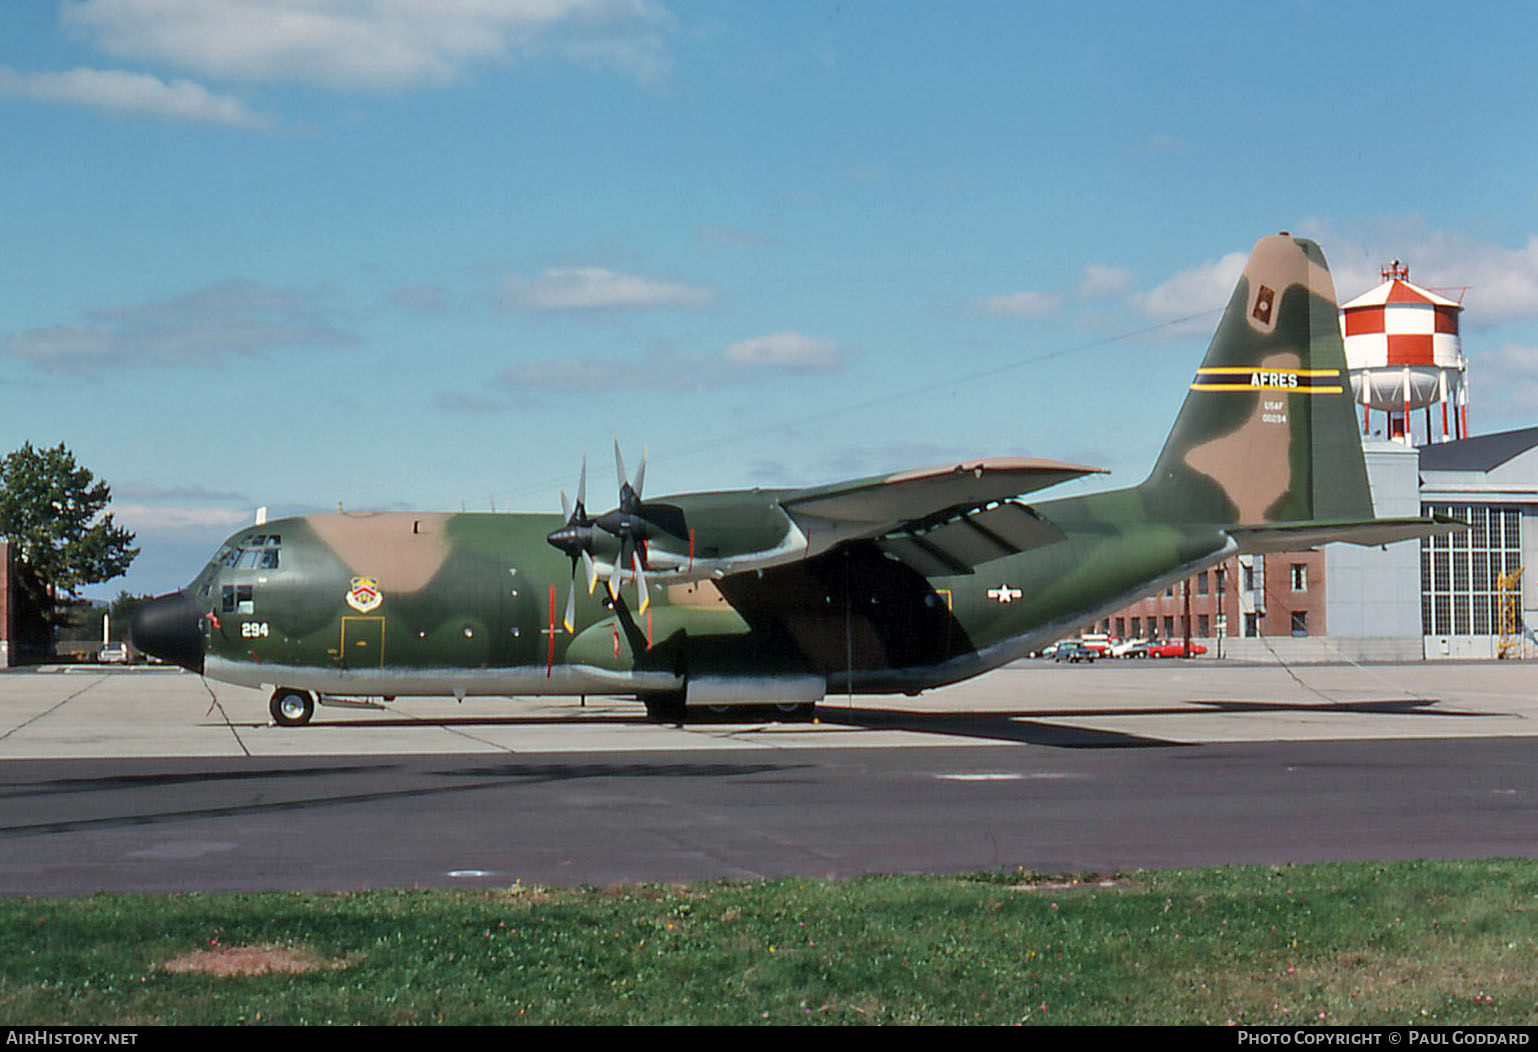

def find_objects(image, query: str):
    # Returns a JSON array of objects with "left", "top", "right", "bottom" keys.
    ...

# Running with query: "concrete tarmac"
[
  {"left": 4, "top": 659, "right": 1538, "bottom": 894},
  {"left": 0, "top": 658, "right": 1533, "bottom": 758}
]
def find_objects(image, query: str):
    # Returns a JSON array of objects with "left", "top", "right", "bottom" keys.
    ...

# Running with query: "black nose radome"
[{"left": 129, "top": 591, "right": 204, "bottom": 674}]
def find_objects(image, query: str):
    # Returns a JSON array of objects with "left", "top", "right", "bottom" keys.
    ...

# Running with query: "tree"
[{"left": 0, "top": 442, "right": 137, "bottom": 601}]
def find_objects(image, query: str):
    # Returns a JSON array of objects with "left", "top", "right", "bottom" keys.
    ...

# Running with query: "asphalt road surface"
[{"left": 2, "top": 660, "right": 1536, "bottom": 895}]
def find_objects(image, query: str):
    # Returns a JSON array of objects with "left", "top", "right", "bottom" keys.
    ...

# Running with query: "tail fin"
[{"left": 1140, "top": 233, "right": 1373, "bottom": 527}]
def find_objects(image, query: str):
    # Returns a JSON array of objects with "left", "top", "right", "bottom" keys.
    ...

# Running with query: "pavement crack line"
[
  {"left": 362, "top": 701, "right": 522, "bottom": 754},
  {"left": 202, "top": 679, "right": 252, "bottom": 757},
  {"left": 0, "top": 675, "right": 108, "bottom": 742}
]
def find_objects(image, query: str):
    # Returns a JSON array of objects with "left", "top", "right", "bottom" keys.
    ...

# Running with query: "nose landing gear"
[{"left": 269, "top": 688, "right": 315, "bottom": 727}]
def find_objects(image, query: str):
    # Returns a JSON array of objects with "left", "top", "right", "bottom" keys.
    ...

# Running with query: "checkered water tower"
[{"left": 1339, "top": 261, "right": 1467, "bottom": 445}]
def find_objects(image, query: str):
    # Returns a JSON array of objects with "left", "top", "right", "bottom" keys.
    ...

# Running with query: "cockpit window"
[
  {"left": 222, "top": 584, "right": 254, "bottom": 614},
  {"left": 226, "top": 535, "right": 282, "bottom": 571}
]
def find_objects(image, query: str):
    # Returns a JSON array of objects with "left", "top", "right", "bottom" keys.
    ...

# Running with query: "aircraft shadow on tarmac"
[
  {"left": 217, "top": 712, "right": 666, "bottom": 731},
  {"left": 210, "top": 706, "right": 1171, "bottom": 746},
  {"left": 815, "top": 695, "right": 1461, "bottom": 749},
  {"left": 204, "top": 694, "right": 1466, "bottom": 750}
]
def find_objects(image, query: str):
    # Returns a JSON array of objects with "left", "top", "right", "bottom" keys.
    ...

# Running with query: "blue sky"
[{"left": 4, "top": 1, "right": 1538, "bottom": 598}]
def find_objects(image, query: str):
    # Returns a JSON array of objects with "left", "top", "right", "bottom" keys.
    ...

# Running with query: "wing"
[
  {"left": 780, "top": 457, "right": 1101, "bottom": 573},
  {"left": 616, "top": 457, "right": 1103, "bottom": 587},
  {"left": 781, "top": 457, "right": 1100, "bottom": 527}
]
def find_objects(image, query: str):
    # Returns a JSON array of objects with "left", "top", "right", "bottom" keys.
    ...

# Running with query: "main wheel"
[
  {"left": 772, "top": 702, "right": 816, "bottom": 721},
  {"left": 270, "top": 688, "right": 315, "bottom": 727}
]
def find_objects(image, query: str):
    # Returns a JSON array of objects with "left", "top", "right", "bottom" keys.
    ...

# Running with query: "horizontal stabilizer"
[{"left": 1228, "top": 514, "right": 1465, "bottom": 554}]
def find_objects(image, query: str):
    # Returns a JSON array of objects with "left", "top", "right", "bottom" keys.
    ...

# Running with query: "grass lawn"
[{"left": 4, "top": 860, "right": 1537, "bottom": 1025}]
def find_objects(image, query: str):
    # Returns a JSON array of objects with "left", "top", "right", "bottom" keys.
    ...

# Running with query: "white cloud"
[
  {"left": 1130, "top": 131, "right": 1184, "bottom": 154},
  {"left": 63, "top": 0, "right": 675, "bottom": 90},
  {"left": 976, "top": 289, "right": 1060, "bottom": 319},
  {"left": 480, "top": 330, "right": 844, "bottom": 399},
  {"left": 1390, "top": 234, "right": 1538, "bottom": 325},
  {"left": 113, "top": 483, "right": 250, "bottom": 503},
  {"left": 387, "top": 285, "right": 451, "bottom": 312},
  {"left": 502, "top": 358, "right": 668, "bottom": 390},
  {"left": 3, "top": 279, "right": 354, "bottom": 371},
  {"left": 1134, "top": 250, "right": 1247, "bottom": 323},
  {"left": 723, "top": 331, "right": 841, "bottom": 371},
  {"left": 1079, "top": 264, "right": 1134, "bottom": 300},
  {"left": 1477, "top": 343, "right": 1538, "bottom": 416},
  {"left": 0, "top": 65, "right": 269, "bottom": 127},
  {"left": 503, "top": 267, "right": 713, "bottom": 310},
  {"left": 109, "top": 502, "right": 254, "bottom": 531},
  {"left": 1295, "top": 220, "right": 1538, "bottom": 325}
]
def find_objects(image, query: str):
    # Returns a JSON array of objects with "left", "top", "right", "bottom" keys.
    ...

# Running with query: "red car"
[{"left": 1146, "top": 641, "right": 1208, "bottom": 659}]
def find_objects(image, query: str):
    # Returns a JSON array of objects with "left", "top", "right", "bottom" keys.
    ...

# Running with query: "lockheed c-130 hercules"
[{"left": 131, "top": 234, "right": 1456, "bottom": 726}]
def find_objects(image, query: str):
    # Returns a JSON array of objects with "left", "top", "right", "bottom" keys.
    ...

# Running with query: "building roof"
[
  {"left": 1419, "top": 426, "right": 1538, "bottom": 473},
  {"left": 1342, "top": 277, "right": 1463, "bottom": 311}
]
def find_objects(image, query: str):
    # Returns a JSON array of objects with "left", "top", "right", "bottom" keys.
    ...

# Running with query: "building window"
[
  {"left": 1421, "top": 504, "right": 1523, "bottom": 637},
  {"left": 1244, "top": 612, "right": 1259, "bottom": 638},
  {"left": 1291, "top": 611, "right": 1308, "bottom": 637},
  {"left": 1131, "top": 617, "right": 1141, "bottom": 637},
  {"left": 1198, "top": 614, "right": 1210, "bottom": 636},
  {"left": 1114, "top": 617, "right": 1125, "bottom": 637},
  {"left": 1163, "top": 616, "right": 1175, "bottom": 638},
  {"left": 1197, "top": 571, "right": 1208, "bottom": 596},
  {"left": 1242, "top": 564, "right": 1256, "bottom": 591},
  {"left": 1215, "top": 568, "right": 1226, "bottom": 595},
  {"left": 1290, "top": 563, "right": 1307, "bottom": 592}
]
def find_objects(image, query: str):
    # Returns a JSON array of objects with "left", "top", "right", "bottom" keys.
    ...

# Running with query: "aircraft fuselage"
[{"left": 171, "top": 488, "right": 1228, "bottom": 706}]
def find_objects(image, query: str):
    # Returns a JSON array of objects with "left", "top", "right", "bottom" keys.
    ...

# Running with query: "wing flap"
[{"left": 877, "top": 501, "right": 1068, "bottom": 575}]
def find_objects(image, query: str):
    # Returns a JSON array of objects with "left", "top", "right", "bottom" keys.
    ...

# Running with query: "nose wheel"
[{"left": 269, "top": 688, "right": 315, "bottom": 727}]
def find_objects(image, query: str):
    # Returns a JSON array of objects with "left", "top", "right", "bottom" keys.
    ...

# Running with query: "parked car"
[
  {"left": 1146, "top": 641, "right": 1208, "bottom": 659},
  {"left": 1110, "top": 637, "right": 1148, "bottom": 658},
  {"left": 1053, "top": 642, "right": 1098, "bottom": 663}
]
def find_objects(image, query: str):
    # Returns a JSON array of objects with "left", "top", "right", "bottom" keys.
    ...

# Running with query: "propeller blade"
[
  {"left": 560, "top": 489, "right": 572, "bottom": 523},
  {"left": 582, "top": 550, "right": 598, "bottom": 595},
  {"left": 633, "top": 446, "right": 647, "bottom": 500},
  {"left": 633, "top": 548, "right": 650, "bottom": 614},
  {"left": 576, "top": 453, "right": 587, "bottom": 515},
  {"left": 614, "top": 439, "right": 628, "bottom": 493},
  {"left": 563, "top": 575, "right": 577, "bottom": 633},
  {"left": 608, "top": 536, "right": 626, "bottom": 599}
]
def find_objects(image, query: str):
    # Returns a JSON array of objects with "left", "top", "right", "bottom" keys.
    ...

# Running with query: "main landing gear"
[
  {"left": 640, "top": 693, "right": 817, "bottom": 723},
  {"left": 642, "top": 691, "right": 687, "bottom": 722},
  {"left": 269, "top": 687, "right": 316, "bottom": 727}
]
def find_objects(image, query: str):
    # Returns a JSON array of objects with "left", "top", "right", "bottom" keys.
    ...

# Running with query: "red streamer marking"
[{"left": 547, "top": 584, "right": 556, "bottom": 677}]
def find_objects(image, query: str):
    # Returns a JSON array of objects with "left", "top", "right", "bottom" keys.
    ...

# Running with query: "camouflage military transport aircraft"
[{"left": 131, "top": 234, "right": 1452, "bottom": 726}]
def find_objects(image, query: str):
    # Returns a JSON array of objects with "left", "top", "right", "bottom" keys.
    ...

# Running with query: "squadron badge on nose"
[{"left": 347, "top": 576, "right": 383, "bottom": 612}]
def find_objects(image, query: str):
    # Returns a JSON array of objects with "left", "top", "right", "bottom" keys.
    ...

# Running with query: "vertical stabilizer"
[{"left": 1140, "top": 234, "right": 1372, "bottom": 526}]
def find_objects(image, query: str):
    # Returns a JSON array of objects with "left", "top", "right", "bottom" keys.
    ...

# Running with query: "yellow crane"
[{"left": 1498, "top": 566, "right": 1525, "bottom": 659}]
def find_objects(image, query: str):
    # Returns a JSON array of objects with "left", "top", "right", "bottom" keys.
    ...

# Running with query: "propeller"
[
  {"left": 598, "top": 441, "right": 651, "bottom": 614},
  {"left": 545, "top": 454, "right": 599, "bottom": 631},
  {"left": 544, "top": 442, "right": 654, "bottom": 630}
]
